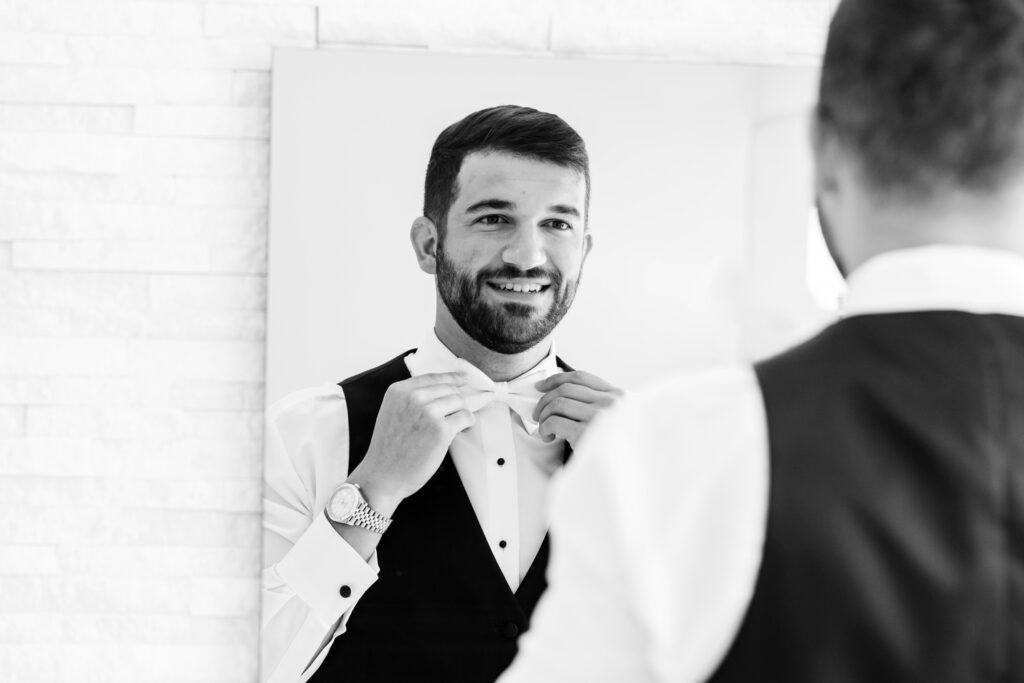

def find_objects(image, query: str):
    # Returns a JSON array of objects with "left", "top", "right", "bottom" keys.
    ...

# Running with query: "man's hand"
[
  {"left": 533, "top": 371, "right": 624, "bottom": 449},
  {"left": 348, "top": 371, "right": 475, "bottom": 516}
]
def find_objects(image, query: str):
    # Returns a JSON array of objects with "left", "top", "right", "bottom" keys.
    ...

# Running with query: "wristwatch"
[{"left": 325, "top": 482, "right": 393, "bottom": 535}]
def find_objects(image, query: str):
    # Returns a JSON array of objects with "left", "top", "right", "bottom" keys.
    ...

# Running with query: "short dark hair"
[
  {"left": 817, "top": 0, "right": 1024, "bottom": 197},
  {"left": 423, "top": 105, "right": 590, "bottom": 233}
]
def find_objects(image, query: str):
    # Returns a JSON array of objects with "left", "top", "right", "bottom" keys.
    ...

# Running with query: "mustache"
[{"left": 474, "top": 265, "right": 563, "bottom": 288}]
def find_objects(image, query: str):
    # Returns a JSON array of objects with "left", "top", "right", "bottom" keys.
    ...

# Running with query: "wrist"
[{"left": 346, "top": 468, "right": 403, "bottom": 518}]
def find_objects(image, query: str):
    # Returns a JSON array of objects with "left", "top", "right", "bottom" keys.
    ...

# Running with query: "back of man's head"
[
  {"left": 818, "top": 0, "right": 1024, "bottom": 199},
  {"left": 422, "top": 105, "right": 590, "bottom": 235}
]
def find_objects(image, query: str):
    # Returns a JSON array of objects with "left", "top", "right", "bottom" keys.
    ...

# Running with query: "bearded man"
[{"left": 260, "top": 105, "right": 622, "bottom": 683}]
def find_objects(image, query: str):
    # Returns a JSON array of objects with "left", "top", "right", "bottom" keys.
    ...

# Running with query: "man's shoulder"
[
  {"left": 267, "top": 383, "right": 348, "bottom": 425},
  {"left": 264, "top": 384, "right": 351, "bottom": 477},
  {"left": 579, "top": 363, "right": 764, "bottom": 469},
  {"left": 267, "top": 350, "right": 418, "bottom": 425},
  {"left": 565, "top": 362, "right": 768, "bottom": 543},
  {"left": 632, "top": 364, "right": 761, "bottom": 415}
]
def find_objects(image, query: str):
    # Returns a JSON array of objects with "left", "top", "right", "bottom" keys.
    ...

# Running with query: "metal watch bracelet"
[{"left": 347, "top": 498, "right": 392, "bottom": 535}]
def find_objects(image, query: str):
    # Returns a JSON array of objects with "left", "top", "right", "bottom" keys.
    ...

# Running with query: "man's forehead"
[{"left": 452, "top": 150, "right": 586, "bottom": 209}]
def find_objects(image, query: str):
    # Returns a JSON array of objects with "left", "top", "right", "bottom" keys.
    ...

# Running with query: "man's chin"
[
  {"left": 497, "top": 301, "right": 547, "bottom": 318},
  {"left": 442, "top": 292, "right": 563, "bottom": 353},
  {"left": 466, "top": 312, "right": 552, "bottom": 354},
  {"left": 484, "top": 342, "right": 540, "bottom": 355}
]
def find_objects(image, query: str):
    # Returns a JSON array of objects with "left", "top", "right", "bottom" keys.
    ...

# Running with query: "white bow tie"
[{"left": 453, "top": 359, "right": 548, "bottom": 436}]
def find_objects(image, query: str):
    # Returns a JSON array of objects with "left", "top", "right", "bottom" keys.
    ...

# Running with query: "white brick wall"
[{"left": 0, "top": 1, "right": 833, "bottom": 680}]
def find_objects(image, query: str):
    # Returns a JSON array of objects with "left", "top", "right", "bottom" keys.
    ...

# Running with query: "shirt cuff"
[{"left": 275, "top": 512, "right": 379, "bottom": 626}]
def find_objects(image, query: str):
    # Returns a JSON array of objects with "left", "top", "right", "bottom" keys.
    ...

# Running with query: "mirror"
[{"left": 261, "top": 47, "right": 829, "bottom": 680}]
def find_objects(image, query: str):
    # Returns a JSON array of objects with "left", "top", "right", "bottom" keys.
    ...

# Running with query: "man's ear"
[
  {"left": 811, "top": 118, "right": 852, "bottom": 277},
  {"left": 811, "top": 117, "right": 841, "bottom": 207},
  {"left": 411, "top": 216, "right": 440, "bottom": 274},
  {"left": 582, "top": 230, "right": 594, "bottom": 262}
]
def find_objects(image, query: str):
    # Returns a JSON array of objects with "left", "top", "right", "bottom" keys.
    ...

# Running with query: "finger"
[
  {"left": 426, "top": 393, "right": 470, "bottom": 418},
  {"left": 538, "top": 415, "right": 583, "bottom": 446},
  {"left": 535, "top": 370, "right": 618, "bottom": 393},
  {"left": 536, "top": 396, "right": 598, "bottom": 425},
  {"left": 406, "top": 371, "right": 471, "bottom": 388},
  {"left": 534, "top": 383, "right": 616, "bottom": 419},
  {"left": 408, "top": 382, "right": 466, "bottom": 404},
  {"left": 445, "top": 409, "right": 477, "bottom": 434}
]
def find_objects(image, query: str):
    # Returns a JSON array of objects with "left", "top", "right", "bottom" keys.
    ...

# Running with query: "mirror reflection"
[{"left": 262, "top": 49, "right": 821, "bottom": 683}]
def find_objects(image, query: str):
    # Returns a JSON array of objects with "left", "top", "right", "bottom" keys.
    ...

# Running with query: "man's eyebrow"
[
  {"left": 548, "top": 204, "right": 581, "bottom": 218},
  {"left": 465, "top": 199, "right": 515, "bottom": 213},
  {"left": 463, "top": 199, "right": 581, "bottom": 218}
]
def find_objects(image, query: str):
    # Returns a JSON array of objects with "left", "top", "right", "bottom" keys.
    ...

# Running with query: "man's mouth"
[{"left": 486, "top": 280, "right": 551, "bottom": 295}]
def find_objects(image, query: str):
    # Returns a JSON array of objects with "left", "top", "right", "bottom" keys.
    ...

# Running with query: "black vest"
[
  {"left": 309, "top": 351, "right": 573, "bottom": 683},
  {"left": 710, "top": 312, "right": 1024, "bottom": 683}
]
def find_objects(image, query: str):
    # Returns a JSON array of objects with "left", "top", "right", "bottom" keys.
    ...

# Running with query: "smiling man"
[{"left": 260, "top": 105, "right": 622, "bottom": 683}]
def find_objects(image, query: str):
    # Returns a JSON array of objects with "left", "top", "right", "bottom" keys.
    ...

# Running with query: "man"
[
  {"left": 501, "top": 1, "right": 1024, "bottom": 681},
  {"left": 261, "top": 105, "right": 622, "bottom": 683}
]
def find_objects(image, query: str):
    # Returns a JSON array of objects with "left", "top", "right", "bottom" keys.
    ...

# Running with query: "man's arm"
[
  {"left": 499, "top": 367, "right": 769, "bottom": 682},
  {"left": 260, "top": 388, "right": 380, "bottom": 683},
  {"left": 261, "top": 372, "right": 477, "bottom": 682}
]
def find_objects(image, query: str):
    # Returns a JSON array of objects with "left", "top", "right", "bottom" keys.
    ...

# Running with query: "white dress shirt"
[
  {"left": 498, "top": 245, "right": 1024, "bottom": 683},
  {"left": 261, "top": 331, "right": 566, "bottom": 683}
]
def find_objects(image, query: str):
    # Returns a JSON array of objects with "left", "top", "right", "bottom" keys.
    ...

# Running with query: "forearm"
[
  {"left": 329, "top": 462, "right": 406, "bottom": 559},
  {"left": 263, "top": 512, "right": 380, "bottom": 682}
]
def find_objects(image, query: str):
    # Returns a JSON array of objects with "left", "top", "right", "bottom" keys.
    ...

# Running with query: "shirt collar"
[
  {"left": 842, "top": 245, "right": 1024, "bottom": 318},
  {"left": 405, "top": 330, "right": 560, "bottom": 384}
]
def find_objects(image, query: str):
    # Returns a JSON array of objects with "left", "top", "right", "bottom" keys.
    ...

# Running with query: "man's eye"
[
  {"left": 478, "top": 215, "right": 509, "bottom": 225},
  {"left": 545, "top": 220, "right": 572, "bottom": 231}
]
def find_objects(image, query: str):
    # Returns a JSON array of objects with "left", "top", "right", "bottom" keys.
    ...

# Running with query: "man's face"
[{"left": 435, "top": 150, "right": 591, "bottom": 354}]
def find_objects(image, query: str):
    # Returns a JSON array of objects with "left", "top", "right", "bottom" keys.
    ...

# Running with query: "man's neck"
[
  {"left": 433, "top": 311, "right": 552, "bottom": 382},
  {"left": 844, "top": 178, "right": 1024, "bottom": 272}
]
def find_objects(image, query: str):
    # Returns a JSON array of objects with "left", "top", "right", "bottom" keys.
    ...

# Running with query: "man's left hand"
[{"left": 533, "top": 371, "right": 624, "bottom": 449}]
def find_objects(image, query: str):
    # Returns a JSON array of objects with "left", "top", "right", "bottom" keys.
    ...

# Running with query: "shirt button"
[
  {"left": 497, "top": 458, "right": 505, "bottom": 466},
  {"left": 502, "top": 622, "right": 519, "bottom": 639},
  {"left": 339, "top": 585, "right": 352, "bottom": 598},
  {"left": 499, "top": 540, "right": 507, "bottom": 549}
]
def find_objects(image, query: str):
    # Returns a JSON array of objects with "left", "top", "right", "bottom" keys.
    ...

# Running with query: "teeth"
[{"left": 497, "top": 283, "right": 543, "bottom": 293}]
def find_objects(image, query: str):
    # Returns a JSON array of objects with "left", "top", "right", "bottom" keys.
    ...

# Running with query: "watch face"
[{"left": 328, "top": 485, "right": 359, "bottom": 521}]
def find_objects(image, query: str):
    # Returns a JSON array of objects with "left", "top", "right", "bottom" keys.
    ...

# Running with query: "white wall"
[{"left": 0, "top": 2, "right": 834, "bottom": 681}]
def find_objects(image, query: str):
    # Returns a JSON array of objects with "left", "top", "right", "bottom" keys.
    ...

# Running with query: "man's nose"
[{"left": 502, "top": 226, "right": 546, "bottom": 271}]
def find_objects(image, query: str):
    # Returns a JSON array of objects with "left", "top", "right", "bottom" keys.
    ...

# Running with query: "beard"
[{"left": 435, "top": 244, "right": 581, "bottom": 355}]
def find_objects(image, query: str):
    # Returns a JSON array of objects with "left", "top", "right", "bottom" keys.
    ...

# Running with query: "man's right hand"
[{"left": 347, "top": 371, "right": 476, "bottom": 517}]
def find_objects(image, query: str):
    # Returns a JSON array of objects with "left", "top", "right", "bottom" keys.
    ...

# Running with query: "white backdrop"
[{"left": 266, "top": 49, "right": 820, "bottom": 403}]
